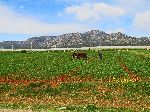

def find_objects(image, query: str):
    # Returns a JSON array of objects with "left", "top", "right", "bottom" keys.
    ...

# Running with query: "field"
[{"left": 0, "top": 49, "right": 150, "bottom": 112}]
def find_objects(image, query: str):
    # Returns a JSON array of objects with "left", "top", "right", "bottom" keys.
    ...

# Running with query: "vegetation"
[{"left": 0, "top": 49, "right": 150, "bottom": 111}]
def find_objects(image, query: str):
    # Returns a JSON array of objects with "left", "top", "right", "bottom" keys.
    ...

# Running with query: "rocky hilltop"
[{"left": 0, "top": 30, "right": 150, "bottom": 49}]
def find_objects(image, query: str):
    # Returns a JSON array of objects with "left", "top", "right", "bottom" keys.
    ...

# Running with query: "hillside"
[{"left": 0, "top": 30, "right": 150, "bottom": 49}]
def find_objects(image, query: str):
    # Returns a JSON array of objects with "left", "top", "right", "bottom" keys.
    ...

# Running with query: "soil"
[{"left": 118, "top": 56, "right": 141, "bottom": 82}]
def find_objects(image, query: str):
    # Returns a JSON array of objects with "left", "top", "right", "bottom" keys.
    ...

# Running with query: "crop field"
[{"left": 0, "top": 49, "right": 150, "bottom": 112}]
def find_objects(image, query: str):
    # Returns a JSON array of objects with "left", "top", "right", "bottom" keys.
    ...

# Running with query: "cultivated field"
[{"left": 0, "top": 49, "right": 150, "bottom": 112}]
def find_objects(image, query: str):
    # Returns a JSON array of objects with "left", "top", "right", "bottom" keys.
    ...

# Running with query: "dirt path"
[
  {"left": 0, "top": 109, "right": 33, "bottom": 112},
  {"left": 0, "top": 67, "right": 81, "bottom": 88},
  {"left": 118, "top": 56, "right": 141, "bottom": 82},
  {"left": 0, "top": 64, "right": 117, "bottom": 89}
]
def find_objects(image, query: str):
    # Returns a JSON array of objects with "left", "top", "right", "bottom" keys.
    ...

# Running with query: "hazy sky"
[{"left": 0, "top": 0, "right": 150, "bottom": 41}]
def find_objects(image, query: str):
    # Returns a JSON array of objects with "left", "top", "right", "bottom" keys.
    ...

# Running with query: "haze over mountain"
[{"left": 0, "top": 30, "right": 150, "bottom": 49}]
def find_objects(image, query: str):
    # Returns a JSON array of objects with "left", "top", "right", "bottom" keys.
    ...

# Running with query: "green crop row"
[
  {"left": 120, "top": 50, "right": 150, "bottom": 77},
  {"left": 1, "top": 50, "right": 150, "bottom": 79}
]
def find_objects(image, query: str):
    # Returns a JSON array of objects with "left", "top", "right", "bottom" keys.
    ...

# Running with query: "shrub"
[
  {"left": 21, "top": 50, "right": 27, "bottom": 53},
  {"left": 86, "top": 104, "right": 97, "bottom": 111}
]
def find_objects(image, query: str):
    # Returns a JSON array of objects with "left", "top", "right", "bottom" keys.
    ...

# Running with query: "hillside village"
[{"left": 0, "top": 30, "right": 150, "bottom": 49}]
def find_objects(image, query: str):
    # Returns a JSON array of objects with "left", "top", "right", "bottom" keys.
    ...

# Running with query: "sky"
[{"left": 0, "top": 0, "right": 150, "bottom": 41}]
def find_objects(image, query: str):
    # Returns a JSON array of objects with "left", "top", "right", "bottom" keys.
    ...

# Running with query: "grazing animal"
[
  {"left": 98, "top": 50, "right": 103, "bottom": 60},
  {"left": 72, "top": 52, "right": 88, "bottom": 59}
]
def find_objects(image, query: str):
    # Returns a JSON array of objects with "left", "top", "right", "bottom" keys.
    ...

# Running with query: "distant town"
[{"left": 0, "top": 30, "right": 150, "bottom": 49}]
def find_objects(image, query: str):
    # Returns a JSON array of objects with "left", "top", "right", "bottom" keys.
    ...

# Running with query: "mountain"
[{"left": 0, "top": 30, "right": 150, "bottom": 49}]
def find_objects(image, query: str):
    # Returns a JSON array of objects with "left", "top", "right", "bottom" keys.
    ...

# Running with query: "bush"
[
  {"left": 21, "top": 50, "right": 27, "bottom": 53},
  {"left": 86, "top": 104, "right": 97, "bottom": 111}
]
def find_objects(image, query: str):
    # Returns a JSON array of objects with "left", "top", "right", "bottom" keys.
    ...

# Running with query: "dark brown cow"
[{"left": 72, "top": 52, "right": 88, "bottom": 59}]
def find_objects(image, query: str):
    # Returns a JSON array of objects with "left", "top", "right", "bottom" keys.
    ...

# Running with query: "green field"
[{"left": 0, "top": 49, "right": 150, "bottom": 112}]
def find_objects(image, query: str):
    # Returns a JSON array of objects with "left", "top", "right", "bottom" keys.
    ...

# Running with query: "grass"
[
  {"left": 0, "top": 49, "right": 150, "bottom": 111},
  {"left": 0, "top": 103, "right": 149, "bottom": 112}
]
